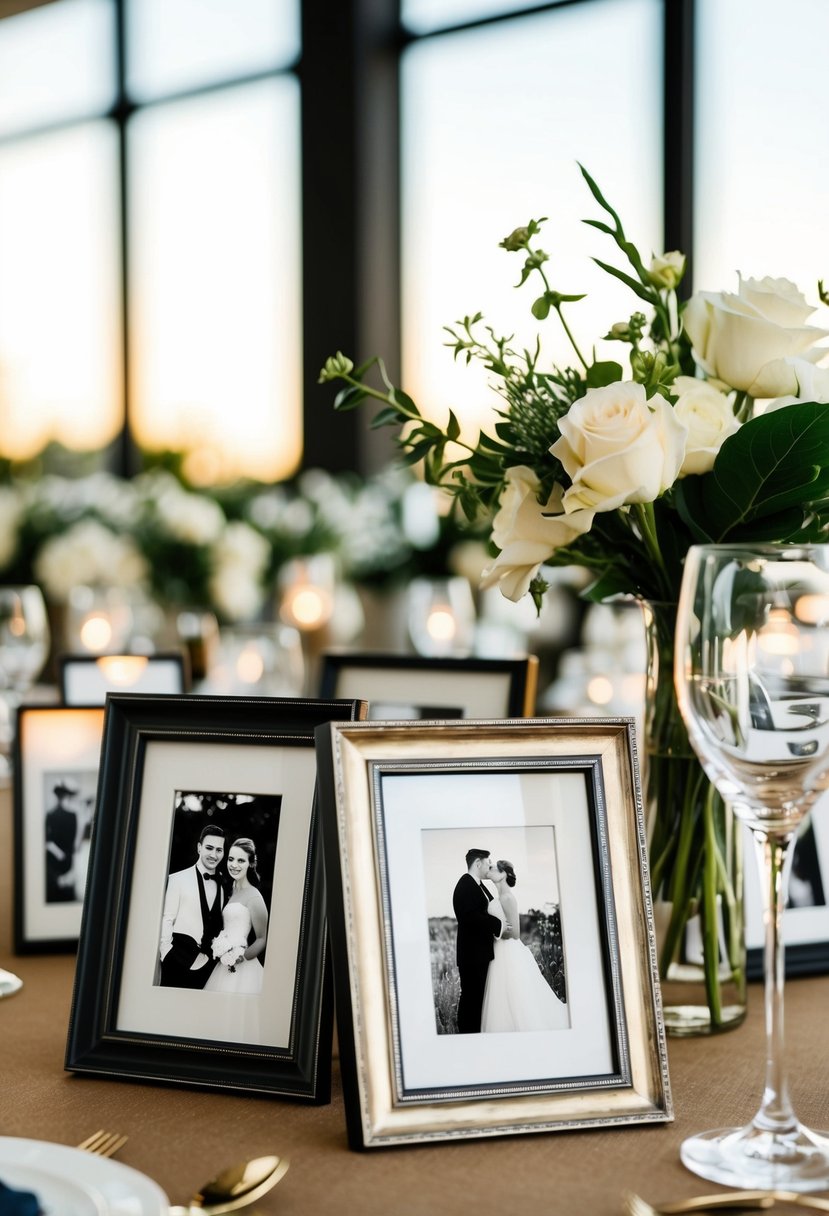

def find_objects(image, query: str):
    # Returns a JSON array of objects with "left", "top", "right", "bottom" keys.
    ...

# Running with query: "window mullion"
[
  {"left": 663, "top": 0, "right": 694, "bottom": 298},
  {"left": 300, "top": 0, "right": 401, "bottom": 475}
]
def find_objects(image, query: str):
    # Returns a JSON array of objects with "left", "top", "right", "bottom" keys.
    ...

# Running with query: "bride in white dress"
[
  {"left": 480, "top": 860, "right": 569, "bottom": 1033},
  {"left": 205, "top": 837, "right": 268, "bottom": 995}
]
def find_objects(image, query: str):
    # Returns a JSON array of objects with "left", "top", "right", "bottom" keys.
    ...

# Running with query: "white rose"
[
  {"left": 672, "top": 376, "right": 741, "bottom": 476},
  {"left": 749, "top": 357, "right": 829, "bottom": 411},
  {"left": 550, "top": 382, "right": 687, "bottom": 513},
  {"left": 34, "top": 520, "right": 148, "bottom": 600},
  {"left": 207, "top": 523, "right": 269, "bottom": 621},
  {"left": 208, "top": 566, "right": 265, "bottom": 622},
  {"left": 155, "top": 488, "right": 224, "bottom": 545},
  {"left": 480, "top": 467, "right": 595, "bottom": 601},
  {"left": 282, "top": 499, "right": 315, "bottom": 536},
  {"left": 684, "top": 274, "right": 829, "bottom": 395},
  {"left": 212, "top": 521, "right": 270, "bottom": 575}
]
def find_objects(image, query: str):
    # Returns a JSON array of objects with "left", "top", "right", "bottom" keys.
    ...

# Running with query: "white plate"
[{"left": 0, "top": 1137, "right": 169, "bottom": 1216}]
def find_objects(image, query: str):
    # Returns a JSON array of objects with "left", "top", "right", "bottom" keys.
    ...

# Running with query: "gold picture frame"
[{"left": 314, "top": 716, "right": 672, "bottom": 1148}]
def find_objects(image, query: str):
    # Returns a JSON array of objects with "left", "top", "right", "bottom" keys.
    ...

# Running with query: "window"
[
  {"left": 1, "top": 0, "right": 827, "bottom": 484},
  {"left": 400, "top": 0, "right": 663, "bottom": 440},
  {"left": 0, "top": 0, "right": 301, "bottom": 482}
]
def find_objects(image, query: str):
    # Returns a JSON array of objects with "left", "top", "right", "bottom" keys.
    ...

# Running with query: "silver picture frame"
[{"left": 315, "top": 716, "right": 672, "bottom": 1148}]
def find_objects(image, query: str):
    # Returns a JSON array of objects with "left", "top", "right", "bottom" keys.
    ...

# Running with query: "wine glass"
[
  {"left": 0, "top": 585, "right": 50, "bottom": 783},
  {"left": 674, "top": 543, "right": 829, "bottom": 1190},
  {"left": 407, "top": 576, "right": 476, "bottom": 657}
]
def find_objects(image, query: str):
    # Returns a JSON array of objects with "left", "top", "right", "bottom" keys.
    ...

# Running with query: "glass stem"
[{"left": 752, "top": 827, "right": 797, "bottom": 1135}]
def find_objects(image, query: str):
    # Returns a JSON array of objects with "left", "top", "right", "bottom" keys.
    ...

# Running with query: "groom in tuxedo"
[
  {"left": 159, "top": 824, "right": 226, "bottom": 989},
  {"left": 453, "top": 848, "right": 503, "bottom": 1033}
]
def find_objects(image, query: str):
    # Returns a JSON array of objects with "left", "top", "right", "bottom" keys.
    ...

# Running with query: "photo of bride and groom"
[
  {"left": 427, "top": 828, "right": 569, "bottom": 1036},
  {"left": 155, "top": 790, "right": 281, "bottom": 996}
]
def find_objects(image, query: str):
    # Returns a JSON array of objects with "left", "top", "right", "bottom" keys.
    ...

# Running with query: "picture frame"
[
  {"left": 65, "top": 693, "right": 366, "bottom": 1102},
  {"left": 318, "top": 652, "right": 539, "bottom": 719},
  {"left": 745, "top": 806, "right": 829, "bottom": 978},
  {"left": 59, "top": 651, "right": 189, "bottom": 705},
  {"left": 314, "top": 716, "right": 672, "bottom": 1148},
  {"left": 13, "top": 704, "right": 106, "bottom": 953}
]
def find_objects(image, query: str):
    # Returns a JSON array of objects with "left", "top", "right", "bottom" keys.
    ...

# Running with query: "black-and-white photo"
[
  {"left": 424, "top": 826, "right": 568, "bottom": 1036},
  {"left": 156, "top": 789, "right": 281, "bottom": 995},
  {"left": 43, "top": 769, "right": 98, "bottom": 905}
]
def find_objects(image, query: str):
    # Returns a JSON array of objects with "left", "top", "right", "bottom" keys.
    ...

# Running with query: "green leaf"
[
  {"left": 581, "top": 569, "right": 636, "bottom": 602},
  {"left": 585, "top": 360, "right": 623, "bottom": 388},
  {"left": 578, "top": 163, "right": 623, "bottom": 231},
  {"left": 592, "top": 257, "right": 654, "bottom": 305},
  {"left": 477, "top": 432, "right": 514, "bottom": 456},
  {"left": 673, "top": 403, "right": 829, "bottom": 542},
  {"left": 399, "top": 437, "right": 437, "bottom": 465},
  {"left": 390, "top": 388, "right": 421, "bottom": 417},
  {"left": 369, "top": 406, "right": 404, "bottom": 429},
  {"left": 531, "top": 295, "right": 551, "bottom": 320},
  {"left": 446, "top": 410, "right": 461, "bottom": 442},
  {"left": 333, "top": 385, "right": 367, "bottom": 412},
  {"left": 582, "top": 218, "right": 615, "bottom": 237}
]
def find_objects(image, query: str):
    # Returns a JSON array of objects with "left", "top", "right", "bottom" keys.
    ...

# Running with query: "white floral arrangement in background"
[
  {"left": 33, "top": 518, "right": 149, "bottom": 601},
  {"left": 0, "top": 461, "right": 483, "bottom": 628}
]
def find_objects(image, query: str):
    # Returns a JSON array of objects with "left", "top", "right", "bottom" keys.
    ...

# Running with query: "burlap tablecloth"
[{"left": 3, "top": 789, "right": 828, "bottom": 1215}]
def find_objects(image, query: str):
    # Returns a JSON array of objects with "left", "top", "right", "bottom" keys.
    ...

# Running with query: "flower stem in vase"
[{"left": 642, "top": 600, "right": 747, "bottom": 1036}]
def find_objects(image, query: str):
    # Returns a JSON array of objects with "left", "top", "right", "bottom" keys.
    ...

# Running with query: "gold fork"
[{"left": 76, "top": 1130, "right": 128, "bottom": 1158}]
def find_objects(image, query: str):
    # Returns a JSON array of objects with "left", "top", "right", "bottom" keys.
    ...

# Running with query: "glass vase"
[{"left": 642, "top": 600, "right": 747, "bottom": 1036}]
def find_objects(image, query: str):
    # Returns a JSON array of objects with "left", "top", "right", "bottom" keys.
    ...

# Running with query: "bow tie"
[{"left": 201, "top": 872, "right": 217, "bottom": 883}]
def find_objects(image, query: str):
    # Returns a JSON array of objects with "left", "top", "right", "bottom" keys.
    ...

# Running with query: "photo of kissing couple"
[{"left": 426, "top": 827, "right": 569, "bottom": 1036}]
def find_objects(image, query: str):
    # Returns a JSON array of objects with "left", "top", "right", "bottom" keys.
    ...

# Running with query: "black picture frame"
[
  {"left": 13, "top": 704, "right": 106, "bottom": 953},
  {"left": 65, "top": 693, "right": 365, "bottom": 1103},
  {"left": 315, "top": 716, "right": 672, "bottom": 1148},
  {"left": 318, "top": 652, "right": 539, "bottom": 719},
  {"left": 58, "top": 650, "right": 190, "bottom": 705}
]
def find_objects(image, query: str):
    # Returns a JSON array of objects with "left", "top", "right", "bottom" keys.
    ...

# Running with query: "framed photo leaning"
[
  {"left": 745, "top": 806, "right": 829, "bottom": 978},
  {"left": 59, "top": 651, "right": 189, "bottom": 705},
  {"left": 314, "top": 716, "right": 672, "bottom": 1148},
  {"left": 318, "top": 652, "right": 538, "bottom": 719},
  {"left": 65, "top": 693, "right": 366, "bottom": 1102},
  {"left": 13, "top": 704, "right": 106, "bottom": 953}
]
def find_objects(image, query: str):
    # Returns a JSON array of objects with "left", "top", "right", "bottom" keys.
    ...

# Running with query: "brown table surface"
[{"left": 3, "top": 790, "right": 829, "bottom": 1215}]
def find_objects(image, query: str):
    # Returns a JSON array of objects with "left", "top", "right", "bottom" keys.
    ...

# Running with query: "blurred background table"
[{"left": 3, "top": 786, "right": 829, "bottom": 1216}]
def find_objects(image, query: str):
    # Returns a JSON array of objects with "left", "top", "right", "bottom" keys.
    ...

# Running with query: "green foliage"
[{"left": 674, "top": 403, "right": 829, "bottom": 544}]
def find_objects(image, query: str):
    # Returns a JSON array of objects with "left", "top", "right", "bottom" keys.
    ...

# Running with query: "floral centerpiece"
[{"left": 320, "top": 166, "right": 829, "bottom": 1033}]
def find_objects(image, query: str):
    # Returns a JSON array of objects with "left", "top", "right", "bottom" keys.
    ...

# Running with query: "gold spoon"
[
  {"left": 168, "top": 1155, "right": 290, "bottom": 1215},
  {"left": 625, "top": 1189, "right": 829, "bottom": 1215},
  {"left": 624, "top": 1190, "right": 775, "bottom": 1216}
]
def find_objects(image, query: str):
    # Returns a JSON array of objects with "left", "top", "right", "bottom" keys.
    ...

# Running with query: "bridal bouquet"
[
  {"left": 319, "top": 166, "right": 829, "bottom": 1030},
  {"left": 211, "top": 930, "right": 243, "bottom": 973}
]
